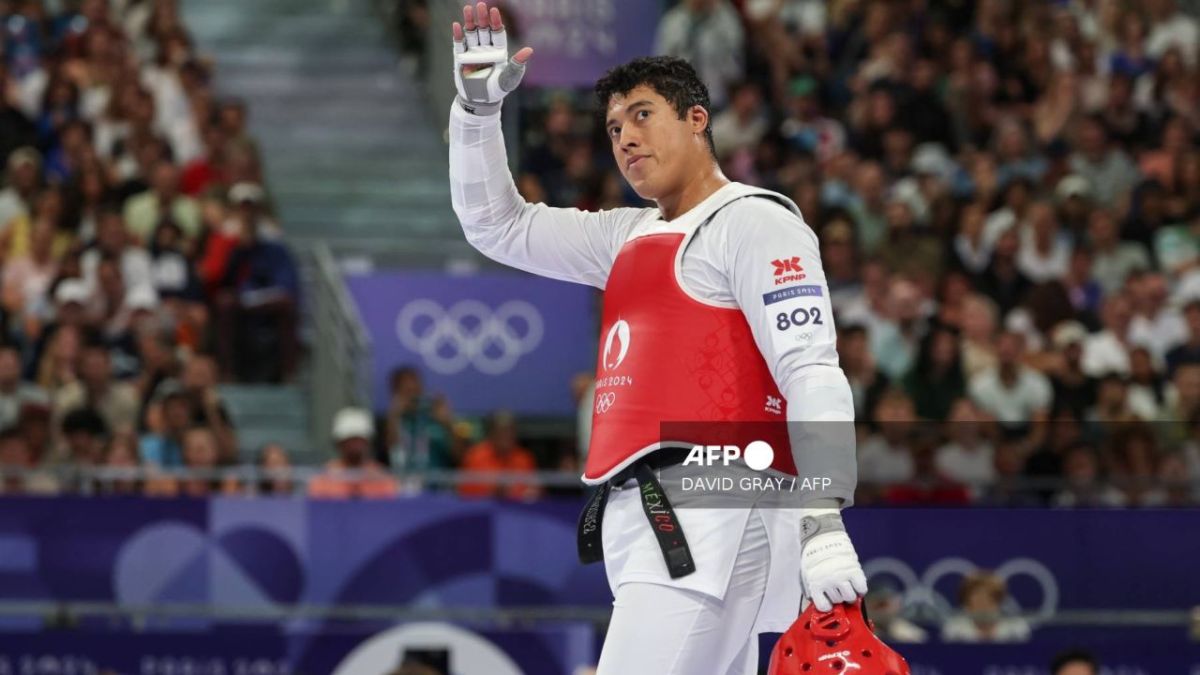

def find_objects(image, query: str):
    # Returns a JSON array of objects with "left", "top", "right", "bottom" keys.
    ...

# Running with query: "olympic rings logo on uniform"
[
  {"left": 861, "top": 556, "right": 1059, "bottom": 622},
  {"left": 594, "top": 391, "right": 616, "bottom": 414},
  {"left": 396, "top": 299, "right": 544, "bottom": 375}
]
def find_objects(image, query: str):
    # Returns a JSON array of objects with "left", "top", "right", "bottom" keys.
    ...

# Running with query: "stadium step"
[
  {"left": 217, "top": 384, "right": 320, "bottom": 463},
  {"left": 185, "top": 0, "right": 460, "bottom": 455},
  {"left": 182, "top": 0, "right": 457, "bottom": 247},
  {"left": 276, "top": 207, "right": 453, "bottom": 240}
]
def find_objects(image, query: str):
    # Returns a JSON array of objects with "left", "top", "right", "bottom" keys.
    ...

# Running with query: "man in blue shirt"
[
  {"left": 214, "top": 189, "right": 300, "bottom": 382},
  {"left": 139, "top": 388, "right": 194, "bottom": 468}
]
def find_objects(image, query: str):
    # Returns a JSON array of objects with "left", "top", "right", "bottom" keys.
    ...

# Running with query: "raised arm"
[{"left": 448, "top": 2, "right": 645, "bottom": 288}]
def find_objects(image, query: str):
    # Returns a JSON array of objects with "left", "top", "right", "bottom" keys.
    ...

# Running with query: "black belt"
[{"left": 577, "top": 448, "right": 695, "bottom": 579}]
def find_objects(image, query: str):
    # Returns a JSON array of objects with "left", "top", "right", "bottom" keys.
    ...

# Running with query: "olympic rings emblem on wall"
[
  {"left": 396, "top": 299, "right": 545, "bottom": 375},
  {"left": 861, "top": 556, "right": 1059, "bottom": 623}
]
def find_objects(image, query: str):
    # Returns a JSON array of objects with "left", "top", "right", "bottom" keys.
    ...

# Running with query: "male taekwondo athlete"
[{"left": 447, "top": 4, "right": 867, "bottom": 673}]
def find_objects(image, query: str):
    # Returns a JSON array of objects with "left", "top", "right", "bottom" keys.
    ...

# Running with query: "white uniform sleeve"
[
  {"left": 723, "top": 197, "right": 857, "bottom": 505},
  {"left": 448, "top": 102, "right": 648, "bottom": 288}
]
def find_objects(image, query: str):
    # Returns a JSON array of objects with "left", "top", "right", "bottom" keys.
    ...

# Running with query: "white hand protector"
[
  {"left": 800, "top": 510, "right": 869, "bottom": 612},
  {"left": 452, "top": 9, "right": 526, "bottom": 116}
]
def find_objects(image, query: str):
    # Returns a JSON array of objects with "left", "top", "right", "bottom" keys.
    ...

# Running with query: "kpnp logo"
[
  {"left": 764, "top": 395, "right": 783, "bottom": 415},
  {"left": 772, "top": 257, "right": 803, "bottom": 275},
  {"left": 771, "top": 256, "right": 806, "bottom": 286},
  {"left": 602, "top": 319, "right": 631, "bottom": 370},
  {"left": 684, "top": 440, "right": 777, "bottom": 471}
]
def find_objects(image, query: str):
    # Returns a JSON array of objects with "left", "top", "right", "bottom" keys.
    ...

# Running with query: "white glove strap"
[
  {"left": 801, "top": 528, "right": 856, "bottom": 563},
  {"left": 454, "top": 26, "right": 525, "bottom": 116},
  {"left": 800, "top": 508, "right": 844, "bottom": 544}
]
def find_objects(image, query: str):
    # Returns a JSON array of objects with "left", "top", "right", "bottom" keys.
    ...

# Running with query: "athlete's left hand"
[
  {"left": 799, "top": 512, "right": 868, "bottom": 613},
  {"left": 451, "top": 2, "right": 533, "bottom": 115}
]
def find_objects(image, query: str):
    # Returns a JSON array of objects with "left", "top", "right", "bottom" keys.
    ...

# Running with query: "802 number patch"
[{"left": 775, "top": 307, "right": 824, "bottom": 330}]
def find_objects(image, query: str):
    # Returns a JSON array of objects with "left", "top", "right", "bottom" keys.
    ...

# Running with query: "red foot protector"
[{"left": 767, "top": 599, "right": 910, "bottom": 674}]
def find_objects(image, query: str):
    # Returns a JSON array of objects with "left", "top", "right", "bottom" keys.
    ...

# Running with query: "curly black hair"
[
  {"left": 594, "top": 56, "right": 716, "bottom": 160},
  {"left": 1050, "top": 649, "right": 1098, "bottom": 675}
]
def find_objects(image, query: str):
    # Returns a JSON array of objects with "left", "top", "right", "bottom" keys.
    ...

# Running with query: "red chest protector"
[{"left": 583, "top": 188, "right": 799, "bottom": 484}]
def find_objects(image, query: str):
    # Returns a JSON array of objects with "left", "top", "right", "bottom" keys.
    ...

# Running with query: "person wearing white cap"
[
  {"left": 1145, "top": 0, "right": 1199, "bottom": 67},
  {"left": 309, "top": 407, "right": 399, "bottom": 499},
  {"left": 911, "top": 143, "right": 956, "bottom": 184},
  {"left": 52, "top": 278, "right": 94, "bottom": 326},
  {"left": 54, "top": 279, "right": 91, "bottom": 306},
  {"left": 1054, "top": 174, "right": 1095, "bottom": 236},
  {"left": 228, "top": 182, "right": 264, "bottom": 205},
  {"left": 1055, "top": 174, "right": 1092, "bottom": 204},
  {"left": 1047, "top": 320, "right": 1095, "bottom": 420},
  {"left": 228, "top": 181, "right": 283, "bottom": 241},
  {"left": 0, "top": 147, "right": 41, "bottom": 229}
]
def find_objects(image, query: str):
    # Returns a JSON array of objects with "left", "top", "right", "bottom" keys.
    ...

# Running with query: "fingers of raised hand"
[
  {"left": 461, "top": 5, "right": 479, "bottom": 47},
  {"left": 473, "top": 2, "right": 491, "bottom": 46},
  {"left": 458, "top": 3, "right": 520, "bottom": 54},
  {"left": 452, "top": 22, "right": 466, "bottom": 52},
  {"left": 487, "top": 6, "right": 508, "bottom": 50}
]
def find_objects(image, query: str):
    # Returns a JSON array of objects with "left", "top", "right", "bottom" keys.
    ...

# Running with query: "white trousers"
[{"left": 595, "top": 508, "right": 771, "bottom": 675}]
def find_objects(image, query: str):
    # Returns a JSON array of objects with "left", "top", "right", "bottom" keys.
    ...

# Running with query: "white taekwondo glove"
[
  {"left": 452, "top": 2, "right": 530, "bottom": 116},
  {"left": 800, "top": 509, "right": 869, "bottom": 612}
]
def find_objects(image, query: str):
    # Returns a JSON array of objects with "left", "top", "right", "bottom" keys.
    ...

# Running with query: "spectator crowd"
[
  {"left": 514, "top": 0, "right": 1200, "bottom": 507},
  {"left": 4, "top": 0, "right": 1200, "bottom": 507},
  {"left": 0, "top": 0, "right": 551, "bottom": 502},
  {"left": 0, "top": 0, "right": 302, "bottom": 496}
]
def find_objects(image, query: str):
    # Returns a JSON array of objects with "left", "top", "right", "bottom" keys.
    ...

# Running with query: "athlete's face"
[{"left": 605, "top": 85, "right": 709, "bottom": 201}]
